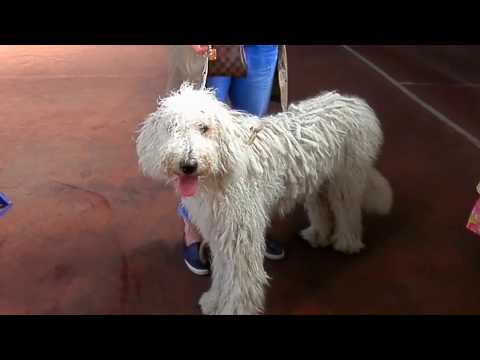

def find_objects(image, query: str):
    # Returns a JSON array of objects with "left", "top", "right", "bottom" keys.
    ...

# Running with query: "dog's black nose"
[{"left": 180, "top": 159, "right": 198, "bottom": 175}]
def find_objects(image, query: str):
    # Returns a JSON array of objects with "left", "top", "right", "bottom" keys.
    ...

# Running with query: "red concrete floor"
[{"left": 0, "top": 45, "right": 479, "bottom": 314}]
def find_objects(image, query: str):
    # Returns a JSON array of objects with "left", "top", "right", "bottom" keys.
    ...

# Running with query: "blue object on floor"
[{"left": 0, "top": 193, "right": 12, "bottom": 218}]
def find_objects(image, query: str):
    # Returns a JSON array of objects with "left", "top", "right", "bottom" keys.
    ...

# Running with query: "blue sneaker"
[
  {"left": 183, "top": 242, "right": 210, "bottom": 276},
  {"left": 265, "top": 239, "right": 285, "bottom": 260}
]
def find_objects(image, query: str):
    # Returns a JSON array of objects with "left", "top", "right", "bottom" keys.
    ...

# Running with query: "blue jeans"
[
  {"left": 206, "top": 45, "right": 279, "bottom": 116},
  {"left": 179, "top": 45, "right": 279, "bottom": 224}
]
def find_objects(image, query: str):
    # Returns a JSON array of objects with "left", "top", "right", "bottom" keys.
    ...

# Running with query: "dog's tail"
[{"left": 362, "top": 168, "right": 393, "bottom": 215}]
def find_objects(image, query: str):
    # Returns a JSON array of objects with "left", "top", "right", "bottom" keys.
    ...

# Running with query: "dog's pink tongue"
[{"left": 178, "top": 176, "right": 199, "bottom": 197}]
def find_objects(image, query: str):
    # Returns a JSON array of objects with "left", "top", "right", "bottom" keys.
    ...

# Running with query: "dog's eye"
[{"left": 199, "top": 124, "right": 209, "bottom": 134}]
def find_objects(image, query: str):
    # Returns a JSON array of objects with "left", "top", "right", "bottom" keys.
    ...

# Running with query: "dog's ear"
[
  {"left": 215, "top": 110, "right": 249, "bottom": 178},
  {"left": 136, "top": 110, "right": 171, "bottom": 181}
]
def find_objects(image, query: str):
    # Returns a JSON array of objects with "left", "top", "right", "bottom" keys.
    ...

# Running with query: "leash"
[{"left": 247, "top": 123, "right": 264, "bottom": 145}]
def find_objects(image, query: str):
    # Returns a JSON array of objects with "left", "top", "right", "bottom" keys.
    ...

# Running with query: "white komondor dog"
[{"left": 136, "top": 83, "right": 393, "bottom": 315}]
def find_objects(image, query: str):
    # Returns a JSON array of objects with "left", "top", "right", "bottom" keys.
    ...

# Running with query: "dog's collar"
[{"left": 247, "top": 123, "right": 264, "bottom": 145}]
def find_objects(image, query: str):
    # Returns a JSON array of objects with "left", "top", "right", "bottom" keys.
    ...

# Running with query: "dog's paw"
[
  {"left": 300, "top": 226, "right": 331, "bottom": 248},
  {"left": 199, "top": 290, "right": 218, "bottom": 315},
  {"left": 217, "top": 300, "right": 260, "bottom": 315},
  {"left": 331, "top": 232, "right": 365, "bottom": 254}
]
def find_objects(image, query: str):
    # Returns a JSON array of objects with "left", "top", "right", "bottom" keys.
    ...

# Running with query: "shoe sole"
[
  {"left": 184, "top": 259, "right": 210, "bottom": 276},
  {"left": 264, "top": 251, "right": 286, "bottom": 261},
  {"left": 185, "top": 251, "right": 283, "bottom": 274}
]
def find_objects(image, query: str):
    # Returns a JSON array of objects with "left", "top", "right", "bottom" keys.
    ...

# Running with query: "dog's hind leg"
[
  {"left": 327, "top": 170, "right": 366, "bottom": 254},
  {"left": 300, "top": 191, "right": 333, "bottom": 248}
]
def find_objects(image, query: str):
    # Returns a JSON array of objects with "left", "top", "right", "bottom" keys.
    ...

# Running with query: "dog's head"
[{"left": 136, "top": 83, "right": 248, "bottom": 197}]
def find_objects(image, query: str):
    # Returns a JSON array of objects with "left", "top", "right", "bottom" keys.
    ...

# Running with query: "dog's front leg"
[
  {"left": 199, "top": 286, "right": 220, "bottom": 315},
  {"left": 198, "top": 242, "right": 224, "bottom": 315},
  {"left": 212, "top": 224, "right": 269, "bottom": 315}
]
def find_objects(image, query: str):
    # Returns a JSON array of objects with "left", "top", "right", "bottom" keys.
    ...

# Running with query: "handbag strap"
[{"left": 199, "top": 48, "right": 210, "bottom": 90}]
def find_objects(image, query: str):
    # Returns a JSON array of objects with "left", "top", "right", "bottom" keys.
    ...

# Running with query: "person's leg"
[
  {"left": 178, "top": 203, "right": 209, "bottom": 275},
  {"left": 181, "top": 76, "right": 232, "bottom": 275},
  {"left": 229, "top": 45, "right": 279, "bottom": 116},
  {"left": 229, "top": 45, "right": 285, "bottom": 260},
  {"left": 206, "top": 76, "right": 232, "bottom": 103},
  {"left": 178, "top": 203, "right": 202, "bottom": 245}
]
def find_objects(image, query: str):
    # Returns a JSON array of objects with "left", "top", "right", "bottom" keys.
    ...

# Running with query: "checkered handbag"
[{"left": 207, "top": 45, "right": 248, "bottom": 78}]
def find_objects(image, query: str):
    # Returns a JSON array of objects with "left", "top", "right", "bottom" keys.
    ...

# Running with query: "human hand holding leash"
[{"left": 190, "top": 45, "right": 209, "bottom": 56}]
